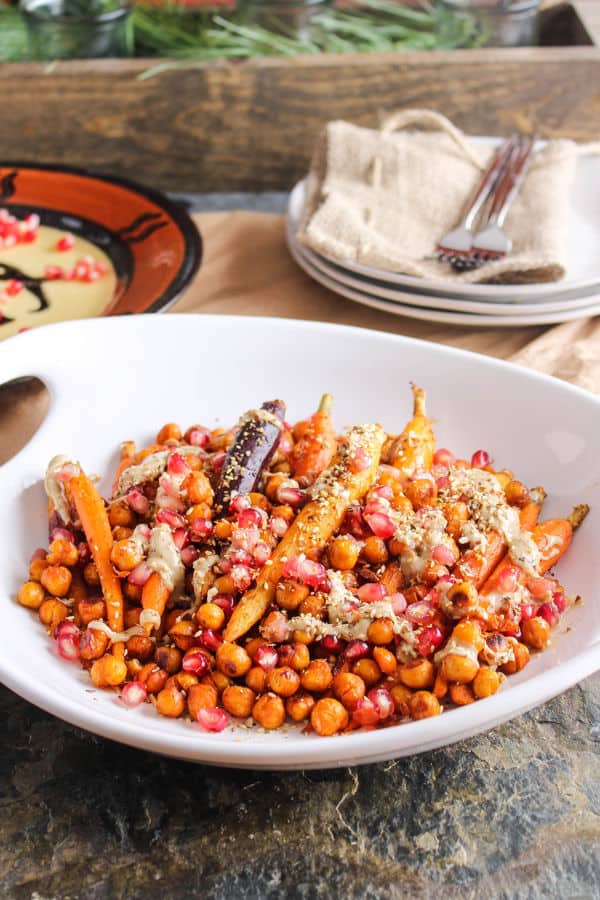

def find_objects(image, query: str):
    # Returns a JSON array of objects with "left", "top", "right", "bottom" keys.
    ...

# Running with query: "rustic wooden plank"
[{"left": 2, "top": 45, "right": 600, "bottom": 191}]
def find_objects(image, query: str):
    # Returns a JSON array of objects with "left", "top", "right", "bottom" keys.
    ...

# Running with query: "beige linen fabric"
[{"left": 299, "top": 110, "right": 582, "bottom": 284}]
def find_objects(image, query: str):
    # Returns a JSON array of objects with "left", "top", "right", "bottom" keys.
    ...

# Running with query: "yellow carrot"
[
  {"left": 386, "top": 385, "right": 434, "bottom": 479},
  {"left": 70, "top": 471, "right": 124, "bottom": 633},
  {"left": 224, "top": 423, "right": 386, "bottom": 642},
  {"left": 141, "top": 572, "right": 171, "bottom": 633}
]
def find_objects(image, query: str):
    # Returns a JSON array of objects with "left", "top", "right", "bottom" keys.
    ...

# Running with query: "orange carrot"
[
  {"left": 387, "top": 385, "right": 434, "bottom": 479},
  {"left": 533, "top": 519, "right": 574, "bottom": 575},
  {"left": 70, "top": 471, "right": 124, "bottom": 632},
  {"left": 290, "top": 394, "right": 337, "bottom": 483},
  {"left": 454, "top": 530, "right": 506, "bottom": 589},
  {"left": 141, "top": 572, "right": 171, "bottom": 633}
]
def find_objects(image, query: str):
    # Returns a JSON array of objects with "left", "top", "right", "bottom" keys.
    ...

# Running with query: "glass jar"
[
  {"left": 437, "top": 0, "right": 539, "bottom": 47},
  {"left": 20, "top": 0, "right": 132, "bottom": 60}
]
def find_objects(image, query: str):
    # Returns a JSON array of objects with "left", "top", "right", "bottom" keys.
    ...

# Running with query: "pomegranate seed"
[
  {"left": 435, "top": 574, "right": 456, "bottom": 592},
  {"left": 364, "top": 511, "right": 395, "bottom": 540},
  {"left": 50, "top": 527, "right": 75, "bottom": 544},
  {"left": 433, "top": 448, "right": 455, "bottom": 466},
  {"left": 255, "top": 645, "right": 279, "bottom": 669},
  {"left": 352, "top": 697, "right": 380, "bottom": 727},
  {"left": 344, "top": 639, "right": 370, "bottom": 661},
  {"left": 357, "top": 582, "right": 386, "bottom": 604},
  {"left": 261, "top": 611, "right": 289, "bottom": 643},
  {"left": 196, "top": 629, "right": 223, "bottom": 652},
  {"left": 371, "top": 485, "right": 393, "bottom": 501},
  {"left": 196, "top": 707, "right": 228, "bottom": 732},
  {"left": 57, "top": 463, "right": 79, "bottom": 482},
  {"left": 367, "top": 687, "right": 394, "bottom": 720},
  {"left": 54, "top": 620, "right": 79, "bottom": 641},
  {"left": 471, "top": 450, "right": 491, "bottom": 468},
  {"left": 277, "top": 486, "right": 304, "bottom": 507},
  {"left": 212, "top": 594, "right": 234, "bottom": 619},
  {"left": 417, "top": 625, "right": 444, "bottom": 656},
  {"left": 231, "top": 565, "right": 253, "bottom": 592},
  {"left": 520, "top": 603, "right": 536, "bottom": 622},
  {"left": 390, "top": 592, "right": 407, "bottom": 615},
  {"left": 405, "top": 601, "right": 435, "bottom": 625},
  {"left": 552, "top": 591, "right": 567, "bottom": 613},
  {"left": 498, "top": 566, "right": 521, "bottom": 593},
  {"left": 278, "top": 431, "right": 294, "bottom": 455},
  {"left": 296, "top": 558, "right": 328, "bottom": 590},
  {"left": 172, "top": 528, "right": 189, "bottom": 550},
  {"left": 186, "top": 426, "right": 210, "bottom": 448},
  {"left": 253, "top": 542, "right": 271, "bottom": 566},
  {"left": 55, "top": 621, "right": 80, "bottom": 661},
  {"left": 230, "top": 494, "right": 251, "bottom": 514},
  {"left": 527, "top": 577, "right": 553, "bottom": 600},
  {"left": 128, "top": 562, "right": 153, "bottom": 586},
  {"left": 320, "top": 635, "right": 345, "bottom": 655},
  {"left": 190, "top": 517, "right": 213, "bottom": 539},
  {"left": 120, "top": 681, "right": 148, "bottom": 707},
  {"left": 237, "top": 508, "right": 264, "bottom": 529},
  {"left": 364, "top": 498, "right": 390, "bottom": 517},
  {"left": 270, "top": 516, "right": 289, "bottom": 538},
  {"left": 30, "top": 547, "right": 46, "bottom": 564},
  {"left": 56, "top": 234, "right": 75, "bottom": 252},
  {"left": 183, "top": 649, "right": 211, "bottom": 674},
  {"left": 211, "top": 451, "right": 226, "bottom": 472},
  {"left": 431, "top": 544, "right": 456, "bottom": 567},
  {"left": 349, "top": 447, "right": 370, "bottom": 473},
  {"left": 227, "top": 549, "right": 252, "bottom": 568},
  {"left": 231, "top": 525, "right": 260, "bottom": 553},
  {"left": 24, "top": 213, "right": 40, "bottom": 230},
  {"left": 156, "top": 508, "right": 186, "bottom": 530},
  {"left": 126, "top": 487, "right": 150, "bottom": 516},
  {"left": 167, "top": 452, "right": 190, "bottom": 476},
  {"left": 77, "top": 541, "right": 91, "bottom": 564},
  {"left": 5, "top": 279, "right": 23, "bottom": 297},
  {"left": 181, "top": 545, "right": 201, "bottom": 567},
  {"left": 92, "top": 260, "right": 108, "bottom": 277},
  {"left": 436, "top": 476, "right": 451, "bottom": 490},
  {"left": 539, "top": 602, "right": 560, "bottom": 628}
]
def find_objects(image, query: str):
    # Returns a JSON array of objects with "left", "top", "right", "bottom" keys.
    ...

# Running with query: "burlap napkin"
[{"left": 299, "top": 109, "right": 586, "bottom": 284}]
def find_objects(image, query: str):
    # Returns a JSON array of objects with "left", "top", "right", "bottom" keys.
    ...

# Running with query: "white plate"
[
  {"left": 287, "top": 215, "right": 600, "bottom": 318},
  {"left": 1, "top": 316, "right": 599, "bottom": 769},
  {"left": 289, "top": 236, "right": 600, "bottom": 327},
  {"left": 288, "top": 144, "right": 600, "bottom": 302}
]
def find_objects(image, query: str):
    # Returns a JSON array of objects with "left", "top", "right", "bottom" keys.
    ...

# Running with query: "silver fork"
[
  {"left": 435, "top": 134, "right": 518, "bottom": 270},
  {"left": 469, "top": 134, "right": 537, "bottom": 264}
]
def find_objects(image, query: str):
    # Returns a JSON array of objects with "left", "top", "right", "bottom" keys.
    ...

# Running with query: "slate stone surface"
[{"left": 2, "top": 194, "right": 599, "bottom": 899}]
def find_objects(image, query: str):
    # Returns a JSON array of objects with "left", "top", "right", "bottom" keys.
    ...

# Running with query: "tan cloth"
[
  {"left": 1, "top": 210, "right": 599, "bottom": 464},
  {"left": 299, "top": 110, "right": 581, "bottom": 284}
]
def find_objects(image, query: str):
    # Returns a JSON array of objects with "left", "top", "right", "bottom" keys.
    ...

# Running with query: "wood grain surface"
[{"left": 2, "top": 10, "right": 599, "bottom": 191}]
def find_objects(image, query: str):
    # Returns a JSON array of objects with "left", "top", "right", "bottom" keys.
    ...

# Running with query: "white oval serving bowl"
[{"left": 0, "top": 315, "right": 599, "bottom": 769}]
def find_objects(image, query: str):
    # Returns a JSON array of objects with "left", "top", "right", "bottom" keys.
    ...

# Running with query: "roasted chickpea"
[
  {"left": 90, "top": 654, "right": 128, "bottom": 688},
  {"left": 278, "top": 642, "right": 310, "bottom": 671},
  {"left": 126, "top": 634, "right": 155, "bottom": 662},
  {"left": 168, "top": 620, "right": 197, "bottom": 651},
  {"left": 408, "top": 690, "right": 441, "bottom": 720},
  {"left": 328, "top": 535, "right": 361, "bottom": 571},
  {"left": 265, "top": 473, "right": 287, "bottom": 502},
  {"left": 127, "top": 658, "right": 143, "bottom": 679},
  {"left": 216, "top": 642, "right": 252, "bottom": 678},
  {"left": 366, "top": 617, "right": 395, "bottom": 645},
  {"left": 521, "top": 616, "right": 551, "bottom": 650},
  {"left": 17, "top": 581, "right": 45, "bottom": 610},
  {"left": 433, "top": 670, "right": 449, "bottom": 699},
  {"left": 46, "top": 538, "right": 79, "bottom": 568},
  {"left": 213, "top": 520, "right": 233, "bottom": 541},
  {"left": 155, "top": 645, "right": 183, "bottom": 675},
  {"left": 452, "top": 620, "right": 485, "bottom": 651},
  {"left": 252, "top": 692, "right": 286, "bottom": 730},
  {"left": 29, "top": 556, "right": 48, "bottom": 582},
  {"left": 112, "top": 526, "right": 133, "bottom": 542},
  {"left": 276, "top": 579, "right": 309, "bottom": 612},
  {"left": 222, "top": 685, "right": 256, "bottom": 718},
  {"left": 175, "top": 672, "right": 199, "bottom": 692},
  {"left": 110, "top": 539, "right": 142, "bottom": 573},
  {"left": 79, "top": 627, "right": 110, "bottom": 661},
  {"left": 398, "top": 658, "right": 435, "bottom": 689},
  {"left": 444, "top": 582, "right": 479, "bottom": 618},
  {"left": 449, "top": 683, "right": 475, "bottom": 706},
  {"left": 38, "top": 598, "right": 68, "bottom": 629},
  {"left": 373, "top": 646, "right": 397, "bottom": 675},
  {"left": 214, "top": 574, "right": 235, "bottom": 595},
  {"left": 83, "top": 562, "right": 100, "bottom": 586},
  {"left": 245, "top": 666, "right": 268, "bottom": 694},
  {"left": 333, "top": 672, "right": 365, "bottom": 710},
  {"left": 271, "top": 504, "right": 295, "bottom": 523},
  {"left": 124, "top": 581, "right": 143, "bottom": 603},
  {"left": 40, "top": 565, "right": 72, "bottom": 598},
  {"left": 157, "top": 423, "right": 182, "bottom": 443},
  {"left": 352, "top": 658, "right": 381, "bottom": 687},
  {"left": 139, "top": 664, "right": 168, "bottom": 695},
  {"left": 196, "top": 602, "right": 225, "bottom": 631},
  {"left": 124, "top": 606, "right": 143, "bottom": 628},
  {"left": 298, "top": 594, "right": 325, "bottom": 618},
  {"left": 405, "top": 477, "right": 437, "bottom": 509},
  {"left": 501, "top": 641, "right": 530, "bottom": 675},
  {"left": 268, "top": 666, "right": 301, "bottom": 697},
  {"left": 301, "top": 659, "right": 333, "bottom": 693},
  {"left": 210, "top": 670, "right": 232, "bottom": 693},
  {"left": 185, "top": 471, "right": 214, "bottom": 505},
  {"left": 505, "top": 479, "right": 530, "bottom": 507},
  {"left": 77, "top": 598, "right": 106, "bottom": 626},
  {"left": 286, "top": 691, "right": 316, "bottom": 722},
  {"left": 187, "top": 682, "right": 218, "bottom": 719},
  {"left": 292, "top": 629, "right": 315, "bottom": 646},
  {"left": 472, "top": 667, "right": 502, "bottom": 699},
  {"left": 440, "top": 653, "right": 478, "bottom": 684},
  {"left": 362, "top": 536, "right": 389, "bottom": 566},
  {"left": 390, "top": 683, "right": 413, "bottom": 716},
  {"left": 443, "top": 501, "right": 469, "bottom": 541},
  {"left": 108, "top": 500, "right": 136, "bottom": 528},
  {"left": 311, "top": 698, "right": 349, "bottom": 736},
  {"left": 156, "top": 684, "right": 186, "bottom": 718}
]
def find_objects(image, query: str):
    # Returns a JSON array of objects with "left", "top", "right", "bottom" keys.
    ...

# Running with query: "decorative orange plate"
[{"left": 0, "top": 163, "right": 201, "bottom": 340}]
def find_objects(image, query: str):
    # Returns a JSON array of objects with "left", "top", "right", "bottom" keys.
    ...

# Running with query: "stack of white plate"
[{"left": 286, "top": 143, "right": 600, "bottom": 327}]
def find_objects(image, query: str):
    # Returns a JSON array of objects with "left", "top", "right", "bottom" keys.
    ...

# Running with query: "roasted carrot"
[
  {"left": 70, "top": 471, "right": 124, "bottom": 633},
  {"left": 224, "top": 423, "right": 386, "bottom": 642},
  {"left": 141, "top": 572, "right": 171, "bottom": 633},
  {"left": 386, "top": 385, "right": 434, "bottom": 479},
  {"left": 533, "top": 505, "right": 588, "bottom": 574},
  {"left": 453, "top": 530, "right": 506, "bottom": 589},
  {"left": 111, "top": 443, "right": 136, "bottom": 496},
  {"left": 290, "top": 394, "right": 337, "bottom": 483}
]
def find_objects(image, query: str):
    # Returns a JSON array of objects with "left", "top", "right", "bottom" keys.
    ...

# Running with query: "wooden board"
[{"left": 1, "top": 7, "right": 599, "bottom": 192}]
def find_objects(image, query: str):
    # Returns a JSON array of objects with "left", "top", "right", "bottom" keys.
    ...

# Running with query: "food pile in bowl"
[{"left": 16, "top": 387, "right": 588, "bottom": 737}]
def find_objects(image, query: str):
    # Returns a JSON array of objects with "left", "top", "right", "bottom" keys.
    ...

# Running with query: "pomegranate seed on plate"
[
  {"left": 357, "top": 582, "right": 385, "bottom": 604},
  {"left": 56, "top": 234, "right": 75, "bottom": 252},
  {"left": 5, "top": 279, "right": 23, "bottom": 297},
  {"left": 231, "top": 565, "right": 253, "bottom": 592},
  {"left": 261, "top": 611, "right": 289, "bottom": 643},
  {"left": 237, "top": 508, "right": 264, "bottom": 529},
  {"left": 390, "top": 592, "right": 407, "bottom": 615},
  {"left": 539, "top": 602, "right": 560, "bottom": 628},
  {"left": 230, "top": 494, "right": 251, "bottom": 514},
  {"left": 364, "top": 511, "right": 395, "bottom": 540},
  {"left": 520, "top": 603, "right": 536, "bottom": 622},
  {"left": 552, "top": 591, "right": 567, "bottom": 613},
  {"left": 126, "top": 487, "right": 150, "bottom": 516},
  {"left": 417, "top": 625, "right": 444, "bottom": 656},
  {"left": 121, "top": 681, "right": 148, "bottom": 707},
  {"left": 367, "top": 687, "right": 394, "bottom": 720},
  {"left": 352, "top": 697, "right": 380, "bottom": 727},
  {"left": 433, "top": 448, "right": 455, "bottom": 466},
  {"left": 498, "top": 566, "right": 521, "bottom": 593},
  {"left": 190, "top": 517, "right": 213, "bottom": 539},
  {"left": 255, "top": 645, "right": 279, "bottom": 670},
  {"left": 212, "top": 594, "right": 234, "bottom": 619},
  {"left": 167, "top": 452, "right": 190, "bottom": 476},
  {"left": 527, "top": 577, "right": 553, "bottom": 600},
  {"left": 270, "top": 516, "right": 289, "bottom": 538},
  {"left": 55, "top": 620, "right": 80, "bottom": 661},
  {"left": 44, "top": 265, "right": 64, "bottom": 280},
  {"left": 471, "top": 450, "right": 491, "bottom": 468},
  {"left": 187, "top": 426, "right": 210, "bottom": 448},
  {"left": 156, "top": 508, "right": 186, "bottom": 530},
  {"left": 196, "top": 707, "right": 228, "bottom": 732},
  {"left": 431, "top": 544, "right": 456, "bottom": 567},
  {"left": 277, "top": 485, "right": 304, "bottom": 507},
  {"left": 50, "top": 527, "right": 75, "bottom": 544},
  {"left": 172, "top": 528, "right": 189, "bottom": 550},
  {"left": 320, "top": 635, "right": 345, "bottom": 655},
  {"left": 128, "top": 561, "right": 153, "bottom": 586},
  {"left": 181, "top": 545, "right": 201, "bottom": 567},
  {"left": 183, "top": 648, "right": 211, "bottom": 674},
  {"left": 253, "top": 541, "right": 271, "bottom": 566},
  {"left": 405, "top": 601, "right": 435, "bottom": 625},
  {"left": 344, "top": 639, "right": 369, "bottom": 661}
]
